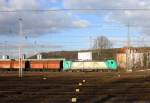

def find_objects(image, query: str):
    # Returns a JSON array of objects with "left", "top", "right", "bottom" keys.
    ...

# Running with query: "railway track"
[{"left": 0, "top": 71, "right": 150, "bottom": 103}]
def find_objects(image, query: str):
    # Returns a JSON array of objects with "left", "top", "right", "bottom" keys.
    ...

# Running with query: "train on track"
[{"left": 0, "top": 59, "right": 118, "bottom": 71}]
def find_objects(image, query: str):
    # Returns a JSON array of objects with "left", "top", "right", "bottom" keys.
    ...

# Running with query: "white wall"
[{"left": 78, "top": 52, "right": 92, "bottom": 61}]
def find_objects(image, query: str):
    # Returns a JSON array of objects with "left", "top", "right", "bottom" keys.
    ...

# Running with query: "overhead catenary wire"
[{"left": 1, "top": 8, "right": 150, "bottom": 12}]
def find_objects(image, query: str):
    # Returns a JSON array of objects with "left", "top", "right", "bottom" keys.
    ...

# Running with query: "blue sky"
[{"left": 0, "top": 0, "right": 150, "bottom": 57}]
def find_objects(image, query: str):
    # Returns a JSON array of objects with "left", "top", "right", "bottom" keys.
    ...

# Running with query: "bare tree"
[{"left": 93, "top": 36, "right": 112, "bottom": 49}]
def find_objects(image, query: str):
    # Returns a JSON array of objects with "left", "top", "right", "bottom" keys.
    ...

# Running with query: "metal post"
[
  {"left": 89, "top": 36, "right": 92, "bottom": 49},
  {"left": 5, "top": 41, "right": 7, "bottom": 56},
  {"left": 19, "top": 47, "right": 21, "bottom": 77},
  {"left": 126, "top": 23, "right": 131, "bottom": 72},
  {"left": 127, "top": 23, "right": 130, "bottom": 48},
  {"left": 89, "top": 36, "right": 91, "bottom": 49},
  {"left": 19, "top": 18, "right": 23, "bottom": 78}
]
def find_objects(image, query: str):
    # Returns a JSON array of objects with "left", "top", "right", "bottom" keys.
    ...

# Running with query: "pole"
[
  {"left": 89, "top": 36, "right": 92, "bottom": 49},
  {"left": 126, "top": 23, "right": 131, "bottom": 71},
  {"left": 19, "top": 47, "right": 21, "bottom": 77},
  {"left": 5, "top": 41, "right": 7, "bottom": 56},
  {"left": 19, "top": 18, "right": 23, "bottom": 78},
  {"left": 127, "top": 23, "right": 130, "bottom": 48}
]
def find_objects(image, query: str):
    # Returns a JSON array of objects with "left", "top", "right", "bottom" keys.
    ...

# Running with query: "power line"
[{"left": 1, "top": 8, "right": 150, "bottom": 12}]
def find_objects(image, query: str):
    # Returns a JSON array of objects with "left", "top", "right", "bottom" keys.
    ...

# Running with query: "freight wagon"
[
  {"left": 11, "top": 60, "right": 25, "bottom": 70},
  {"left": 0, "top": 59, "right": 25, "bottom": 70},
  {"left": 0, "top": 60, "right": 12, "bottom": 70},
  {"left": 63, "top": 59, "right": 117, "bottom": 71},
  {"left": 0, "top": 59, "right": 64, "bottom": 71},
  {"left": 28, "top": 59, "right": 63, "bottom": 71}
]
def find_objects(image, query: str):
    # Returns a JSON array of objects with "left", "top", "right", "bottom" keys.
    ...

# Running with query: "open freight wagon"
[
  {"left": 0, "top": 59, "right": 25, "bottom": 70},
  {"left": 0, "top": 59, "right": 64, "bottom": 71},
  {"left": 28, "top": 59, "right": 64, "bottom": 71}
]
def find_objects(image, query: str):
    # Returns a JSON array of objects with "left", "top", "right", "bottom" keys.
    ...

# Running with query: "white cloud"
[
  {"left": 0, "top": 0, "right": 90, "bottom": 36},
  {"left": 63, "top": 0, "right": 150, "bottom": 36},
  {"left": 7, "top": 0, "right": 38, "bottom": 10},
  {"left": 73, "top": 19, "right": 90, "bottom": 28}
]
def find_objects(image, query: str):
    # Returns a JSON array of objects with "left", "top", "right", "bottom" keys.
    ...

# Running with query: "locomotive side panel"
[{"left": 70, "top": 62, "right": 108, "bottom": 70}]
